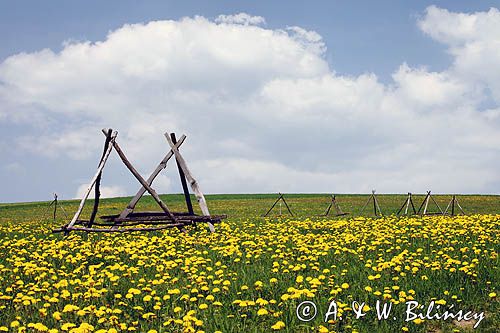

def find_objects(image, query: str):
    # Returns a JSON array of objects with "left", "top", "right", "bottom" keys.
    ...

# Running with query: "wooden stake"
[
  {"left": 66, "top": 131, "right": 117, "bottom": 231},
  {"left": 89, "top": 129, "right": 113, "bottom": 227},
  {"left": 171, "top": 133, "right": 194, "bottom": 215},
  {"left": 164, "top": 132, "right": 215, "bottom": 232}
]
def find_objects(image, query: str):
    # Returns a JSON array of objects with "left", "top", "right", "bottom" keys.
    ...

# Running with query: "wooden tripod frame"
[
  {"left": 443, "top": 195, "right": 465, "bottom": 216},
  {"left": 397, "top": 192, "right": 417, "bottom": 216},
  {"left": 263, "top": 193, "right": 294, "bottom": 217},
  {"left": 321, "top": 195, "right": 349, "bottom": 216},
  {"left": 359, "top": 190, "right": 383, "bottom": 216},
  {"left": 53, "top": 129, "right": 225, "bottom": 234},
  {"left": 417, "top": 191, "right": 443, "bottom": 215}
]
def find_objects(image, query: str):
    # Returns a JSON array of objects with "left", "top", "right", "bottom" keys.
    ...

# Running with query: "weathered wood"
[
  {"left": 455, "top": 197, "right": 465, "bottom": 214},
  {"left": 165, "top": 132, "right": 215, "bottom": 232},
  {"left": 360, "top": 191, "right": 382, "bottom": 216},
  {"left": 444, "top": 195, "right": 466, "bottom": 216},
  {"left": 48, "top": 193, "right": 58, "bottom": 221},
  {"left": 322, "top": 195, "right": 349, "bottom": 216},
  {"left": 263, "top": 193, "right": 283, "bottom": 217},
  {"left": 397, "top": 193, "right": 416, "bottom": 216},
  {"left": 359, "top": 194, "right": 372, "bottom": 214},
  {"left": 417, "top": 191, "right": 432, "bottom": 215},
  {"left": 89, "top": 129, "right": 113, "bottom": 227},
  {"left": 409, "top": 195, "right": 416, "bottom": 214},
  {"left": 397, "top": 193, "right": 408, "bottom": 215},
  {"left": 106, "top": 132, "right": 187, "bottom": 219},
  {"left": 101, "top": 214, "right": 226, "bottom": 223},
  {"left": 429, "top": 193, "right": 443, "bottom": 214},
  {"left": 171, "top": 133, "right": 194, "bottom": 215},
  {"left": 109, "top": 137, "right": 177, "bottom": 223},
  {"left": 66, "top": 131, "right": 117, "bottom": 230},
  {"left": 373, "top": 190, "right": 383, "bottom": 216},
  {"left": 54, "top": 224, "right": 187, "bottom": 233},
  {"left": 280, "top": 194, "right": 294, "bottom": 216}
]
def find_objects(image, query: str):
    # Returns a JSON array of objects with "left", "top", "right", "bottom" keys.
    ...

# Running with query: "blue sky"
[{"left": 1, "top": 1, "right": 500, "bottom": 202}]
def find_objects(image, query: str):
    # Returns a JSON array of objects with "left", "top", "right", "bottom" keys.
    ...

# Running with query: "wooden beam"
[
  {"left": 280, "top": 194, "right": 294, "bottom": 216},
  {"left": 111, "top": 132, "right": 186, "bottom": 219},
  {"left": 171, "top": 133, "right": 194, "bottom": 215},
  {"left": 66, "top": 131, "right": 117, "bottom": 230},
  {"left": 89, "top": 129, "right": 113, "bottom": 227},
  {"left": 164, "top": 132, "right": 215, "bottom": 232},
  {"left": 54, "top": 224, "right": 187, "bottom": 233},
  {"left": 109, "top": 136, "right": 178, "bottom": 223}
]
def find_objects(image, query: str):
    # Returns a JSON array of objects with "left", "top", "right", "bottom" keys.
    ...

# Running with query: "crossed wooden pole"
[
  {"left": 417, "top": 191, "right": 443, "bottom": 215},
  {"left": 263, "top": 193, "right": 294, "bottom": 217},
  {"left": 397, "top": 192, "right": 417, "bottom": 216},
  {"left": 321, "top": 195, "right": 349, "bottom": 216},
  {"left": 359, "top": 190, "right": 383, "bottom": 216}
]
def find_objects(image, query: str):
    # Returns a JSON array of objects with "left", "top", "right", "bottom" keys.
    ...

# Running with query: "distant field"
[
  {"left": 1, "top": 193, "right": 499, "bottom": 221},
  {"left": 0, "top": 194, "right": 498, "bottom": 332}
]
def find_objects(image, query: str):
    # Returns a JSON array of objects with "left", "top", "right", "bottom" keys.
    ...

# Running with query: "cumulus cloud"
[
  {"left": 0, "top": 7, "right": 499, "bottom": 199},
  {"left": 215, "top": 13, "right": 266, "bottom": 26}
]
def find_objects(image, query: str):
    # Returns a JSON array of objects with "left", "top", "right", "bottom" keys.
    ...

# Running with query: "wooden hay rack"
[
  {"left": 53, "top": 129, "right": 225, "bottom": 234},
  {"left": 262, "top": 192, "right": 294, "bottom": 217},
  {"left": 320, "top": 194, "right": 349, "bottom": 217}
]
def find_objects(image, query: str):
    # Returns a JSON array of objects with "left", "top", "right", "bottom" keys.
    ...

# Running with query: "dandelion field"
[{"left": 0, "top": 194, "right": 498, "bottom": 332}]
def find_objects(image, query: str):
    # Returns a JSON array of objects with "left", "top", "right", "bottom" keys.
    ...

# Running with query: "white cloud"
[
  {"left": 418, "top": 6, "right": 500, "bottom": 103},
  {"left": 0, "top": 8, "right": 499, "bottom": 197},
  {"left": 75, "top": 184, "right": 127, "bottom": 199},
  {"left": 215, "top": 13, "right": 266, "bottom": 26}
]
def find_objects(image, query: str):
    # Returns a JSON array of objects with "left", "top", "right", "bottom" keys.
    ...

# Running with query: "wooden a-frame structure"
[
  {"left": 359, "top": 190, "right": 383, "bottom": 216},
  {"left": 397, "top": 192, "right": 417, "bottom": 216},
  {"left": 417, "top": 191, "right": 443, "bottom": 215},
  {"left": 263, "top": 193, "right": 294, "bottom": 217},
  {"left": 53, "top": 129, "right": 225, "bottom": 234},
  {"left": 321, "top": 195, "right": 349, "bottom": 216},
  {"left": 443, "top": 195, "right": 465, "bottom": 216}
]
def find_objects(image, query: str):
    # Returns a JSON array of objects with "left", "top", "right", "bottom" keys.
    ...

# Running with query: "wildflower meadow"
[{"left": 0, "top": 194, "right": 498, "bottom": 332}]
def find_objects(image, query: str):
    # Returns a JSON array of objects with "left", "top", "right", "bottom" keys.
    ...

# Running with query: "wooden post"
[
  {"left": 423, "top": 191, "right": 430, "bottom": 215},
  {"left": 171, "top": 133, "right": 194, "bottom": 215},
  {"left": 372, "top": 190, "right": 377, "bottom": 216},
  {"left": 429, "top": 193, "right": 443, "bottom": 214},
  {"left": 373, "top": 190, "right": 383, "bottom": 216},
  {"left": 359, "top": 193, "right": 372, "bottom": 215},
  {"left": 323, "top": 195, "right": 334, "bottom": 216},
  {"left": 451, "top": 195, "right": 455, "bottom": 216},
  {"left": 417, "top": 191, "right": 430, "bottom": 215},
  {"left": 281, "top": 194, "right": 294, "bottom": 216},
  {"left": 89, "top": 129, "right": 113, "bottom": 227},
  {"left": 164, "top": 132, "right": 215, "bottom": 232},
  {"left": 397, "top": 193, "right": 409, "bottom": 215},
  {"left": 455, "top": 196, "right": 465, "bottom": 214},
  {"left": 66, "top": 131, "right": 117, "bottom": 231},
  {"left": 109, "top": 138, "right": 178, "bottom": 223}
]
